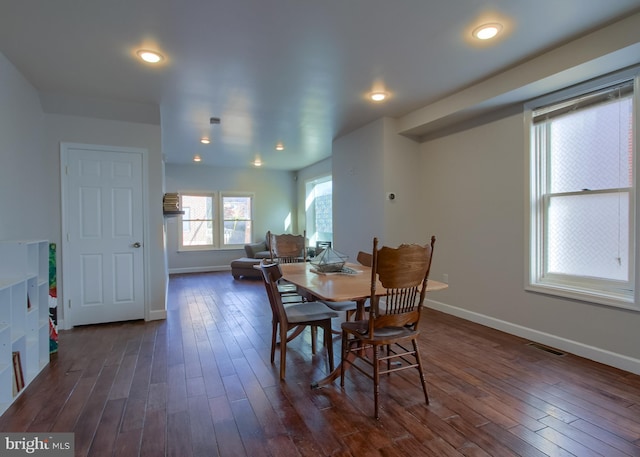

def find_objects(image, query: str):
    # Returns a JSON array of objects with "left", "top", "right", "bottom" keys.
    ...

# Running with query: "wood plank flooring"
[{"left": 1, "top": 271, "right": 639, "bottom": 456}]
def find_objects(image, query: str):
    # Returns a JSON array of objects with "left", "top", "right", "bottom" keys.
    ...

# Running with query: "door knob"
[{"left": 133, "top": 242, "right": 142, "bottom": 248}]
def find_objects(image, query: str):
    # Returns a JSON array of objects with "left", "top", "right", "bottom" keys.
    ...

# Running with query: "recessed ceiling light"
[
  {"left": 193, "top": 155, "right": 202, "bottom": 162},
  {"left": 472, "top": 23, "right": 502, "bottom": 40},
  {"left": 200, "top": 138, "right": 210, "bottom": 144},
  {"left": 370, "top": 91, "right": 387, "bottom": 102},
  {"left": 136, "top": 50, "right": 164, "bottom": 63},
  {"left": 275, "top": 143, "right": 284, "bottom": 151}
]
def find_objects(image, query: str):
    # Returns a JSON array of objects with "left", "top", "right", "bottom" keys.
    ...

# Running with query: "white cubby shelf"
[{"left": 0, "top": 240, "right": 50, "bottom": 416}]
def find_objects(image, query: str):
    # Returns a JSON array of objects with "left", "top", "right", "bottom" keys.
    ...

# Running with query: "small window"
[
  {"left": 528, "top": 76, "right": 637, "bottom": 309},
  {"left": 180, "top": 193, "right": 215, "bottom": 250},
  {"left": 221, "top": 193, "right": 253, "bottom": 247}
]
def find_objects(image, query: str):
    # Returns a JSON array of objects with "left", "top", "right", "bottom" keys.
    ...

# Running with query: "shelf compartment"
[{"left": 10, "top": 282, "right": 27, "bottom": 342}]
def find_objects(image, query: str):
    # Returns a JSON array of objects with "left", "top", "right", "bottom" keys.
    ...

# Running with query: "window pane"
[
  {"left": 223, "top": 196, "right": 251, "bottom": 220},
  {"left": 182, "top": 220, "right": 213, "bottom": 246},
  {"left": 307, "top": 179, "right": 332, "bottom": 244},
  {"left": 549, "top": 97, "right": 633, "bottom": 193},
  {"left": 547, "top": 192, "right": 629, "bottom": 281},
  {"left": 222, "top": 195, "right": 252, "bottom": 245},
  {"left": 182, "top": 195, "right": 212, "bottom": 219},
  {"left": 224, "top": 220, "right": 252, "bottom": 244},
  {"left": 181, "top": 194, "right": 214, "bottom": 247}
]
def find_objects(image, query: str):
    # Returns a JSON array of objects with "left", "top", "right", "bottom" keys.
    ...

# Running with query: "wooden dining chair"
[
  {"left": 340, "top": 236, "right": 436, "bottom": 419},
  {"left": 356, "top": 250, "right": 378, "bottom": 313},
  {"left": 356, "top": 250, "right": 372, "bottom": 267},
  {"left": 260, "top": 262, "right": 338, "bottom": 380},
  {"left": 269, "top": 230, "right": 308, "bottom": 298},
  {"left": 269, "top": 231, "right": 307, "bottom": 263}
]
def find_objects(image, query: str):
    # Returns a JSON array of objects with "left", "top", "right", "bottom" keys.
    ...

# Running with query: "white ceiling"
[{"left": 1, "top": 1, "right": 640, "bottom": 170}]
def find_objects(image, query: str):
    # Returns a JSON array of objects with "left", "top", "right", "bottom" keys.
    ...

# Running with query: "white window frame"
[
  {"left": 305, "top": 175, "right": 333, "bottom": 247},
  {"left": 179, "top": 192, "right": 216, "bottom": 251},
  {"left": 178, "top": 191, "right": 254, "bottom": 251},
  {"left": 219, "top": 192, "right": 254, "bottom": 249},
  {"left": 525, "top": 68, "right": 639, "bottom": 311}
]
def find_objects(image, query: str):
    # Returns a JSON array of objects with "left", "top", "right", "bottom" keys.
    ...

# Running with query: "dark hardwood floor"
[{"left": 1, "top": 271, "right": 639, "bottom": 456}]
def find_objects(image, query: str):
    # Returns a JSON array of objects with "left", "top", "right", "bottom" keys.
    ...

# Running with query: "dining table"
[{"left": 279, "top": 261, "right": 448, "bottom": 388}]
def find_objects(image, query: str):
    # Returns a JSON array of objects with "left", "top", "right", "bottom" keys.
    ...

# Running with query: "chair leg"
[
  {"left": 340, "top": 330, "right": 348, "bottom": 387},
  {"left": 285, "top": 325, "right": 305, "bottom": 342},
  {"left": 311, "top": 326, "right": 317, "bottom": 354},
  {"left": 386, "top": 344, "right": 391, "bottom": 374},
  {"left": 412, "top": 339, "right": 429, "bottom": 405},
  {"left": 373, "top": 344, "right": 380, "bottom": 420},
  {"left": 270, "top": 320, "right": 277, "bottom": 364},
  {"left": 279, "top": 324, "right": 288, "bottom": 380}
]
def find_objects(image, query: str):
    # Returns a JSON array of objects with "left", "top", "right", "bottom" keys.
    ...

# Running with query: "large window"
[
  {"left": 180, "top": 192, "right": 253, "bottom": 250},
  {"left": 180, "top": 193, "right": 215, "bottom": 250},
  {"left": 528, "top": 75, "right": 637, "bottom": 309},
  {"left": 305, "top": 176, "right": 332, "bottom": 247},
  {"left": 221, "top": 193, "right": 253, "bottom": 247}
]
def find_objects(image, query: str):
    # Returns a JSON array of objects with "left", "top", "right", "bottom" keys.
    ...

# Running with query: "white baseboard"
[
  {"left": 61, "top": 310, "right": 168, "bottom": 328},
  {"left": 168, "top": 265, "right": 231, "bottom": 275},
  {"left": 425, "top": 298, "right": 640, "bottom": 375},
  {"left": 148, "top": 309, "right": 167, "bottom": 321}
]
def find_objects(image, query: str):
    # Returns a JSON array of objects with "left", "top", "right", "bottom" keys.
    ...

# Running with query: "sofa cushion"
[
  {"left": 230, "top": 257, "right": 262, "bottom": 279},
  {"left": 244, "top": 234, "right": 273, "bottom": 259}
]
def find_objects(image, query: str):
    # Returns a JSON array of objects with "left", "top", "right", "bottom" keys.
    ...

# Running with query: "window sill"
[
  {"left": 177, "top": 247, "right": 215, "bottom": 253},
  {"left": 526, "top": 283, "right": 639, "bottom": 312},
  {"left": 177, "top": 246, "right": 245, "bottom": 253}
]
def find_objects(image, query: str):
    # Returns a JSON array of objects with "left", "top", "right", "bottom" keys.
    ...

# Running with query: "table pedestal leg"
[
  {"left": 311, "top": 351, "right": 357, "bottom": 389},
  {"left": 311, "top": 299, "right": 366, "bottom": 389}
]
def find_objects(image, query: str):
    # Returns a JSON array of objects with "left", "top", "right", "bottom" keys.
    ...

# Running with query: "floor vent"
[{"left": 526, "top": 342, "right": 566, "bottom": 356}]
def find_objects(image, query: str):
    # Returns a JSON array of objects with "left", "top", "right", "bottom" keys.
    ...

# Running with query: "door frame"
[{"left": 60, "top": 142, "right": 150, "bottom": 329}]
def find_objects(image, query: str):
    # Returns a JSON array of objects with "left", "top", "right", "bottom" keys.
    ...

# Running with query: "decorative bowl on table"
[{"left": 310, "top": 247, "right": 348, "bottom": 273}]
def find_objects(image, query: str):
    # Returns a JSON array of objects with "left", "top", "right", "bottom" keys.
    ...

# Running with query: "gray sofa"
[
  {"left": 230, "top": 233, "right": 272, "bottom": 279},
  {"left": 244, "top": 236, "right": 271, "bottom": 259}
]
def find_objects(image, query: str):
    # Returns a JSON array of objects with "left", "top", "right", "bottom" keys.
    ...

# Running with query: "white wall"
[
  {"left": 418, "top": 111, "right": 640, "bottom": 373},
  {"left": 332, "top": 119, "right": 385, "bottom": 261},
  {"left": 0, "top": 53, "right": 167, "bottom": 324},
  {"left": 332, "top": 117, "right": 427, "bottom": 259},
  {"left": 382, "top": 118, "right": 425, "bottom": 246},
  {"left": 44, "top": 114, "right": 166, "bottom": 322},
  {"left": 0, "top": 53, "right": 55, "bottom": 242},
  {"left": 164, "top": 163, "right": 297, "bottom": 273},
  {"left": 331, "top": 107, "right": 639, "bottom": 374}
]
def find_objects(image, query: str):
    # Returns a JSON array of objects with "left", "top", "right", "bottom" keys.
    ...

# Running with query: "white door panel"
[{"left": 62, "top": 144, "right": 145, "bottom": 326}]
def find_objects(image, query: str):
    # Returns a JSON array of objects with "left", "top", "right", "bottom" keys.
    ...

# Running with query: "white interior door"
[{"left": 62, "top": 143, "right": 145, "bottom": 326}]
